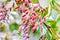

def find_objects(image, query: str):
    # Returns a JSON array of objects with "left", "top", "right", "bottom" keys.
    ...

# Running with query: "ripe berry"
[
  {"left": 32, "top": 25, "right": 38, "bottom": 32},
  {"left": 22, "top": 17, "right": 26, "bottom": 21}
]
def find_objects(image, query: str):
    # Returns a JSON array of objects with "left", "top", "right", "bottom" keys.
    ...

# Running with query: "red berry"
[
  {"left": 16, "top": 1, "right": 19, "bottom": 4},
  {"left": 22, "top": 17, "right": 26, "bottom": 21},
  {"left": 23, "top": 8, "right": 28, "bottom": 13},
  {"left": 32, "top": 25, "right": 38, "bottom": 32},
  {"left": 23, "top": 3, "right": 28, "bottom": 6},
  {"left": 28, "top": 0, "right": 31, "bottom": 3},
  {"left": 43, "top": 17, "right": 46, "bottom": 22},
  {"left": 1, "top": 3, "right": 5, "bottom": 8},
  {"left": 30, "top": 21, "right": 35, "bottom": 26},
  {"left": 31, "top": 15, "right": 37, "bottom": 20},
  {"left": 19, "top": 6, "right": 23, "bottom": 13},
  {"left": 19, "top": 9, "right": 22, "bottom": 13},
  {"left": 16, "top": 0, "right": 21, "bottom": 4},
  {"left": 32, "top": 27, "right": 36, "bottom": 32},
  {"left": 15, "top": 6, "right": 19, "bottom": 9}
]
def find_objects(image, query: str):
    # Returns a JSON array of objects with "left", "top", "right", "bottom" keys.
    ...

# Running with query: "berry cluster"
[
  {"left": 16, "top": 0, "right": 46, "bottom": 40},
  {"left": 0, "top": 3, "right": 9, "bottom": 22}
]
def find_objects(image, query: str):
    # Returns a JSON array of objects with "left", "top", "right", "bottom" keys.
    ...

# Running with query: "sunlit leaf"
[{"left": 31, "top": 0, "right": 38, "bottom": 4}]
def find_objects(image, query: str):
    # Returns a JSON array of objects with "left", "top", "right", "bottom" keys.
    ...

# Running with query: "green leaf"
[
  {"left": 52, "top": 0, "right": 55, "bottom": 5},
  {"left": 46, "top": 19, "right": 58, "bottom": 39},
  {"left": 46, "top": 4, "right": 52, "bottom": 17},
  {"left": 35, "top": 10, "right": 39, "bottom": 14},
  {"left": 18, "top": 32, "right": 22, "bottom": 35},
  {"left": 42, "top": 9, "right": 48, "bottom": 18},
  {"left": 39, "top": 8, "right": 48, "bottom": 18},
  {"left": 56, "top": 16, "right": 60, "bottom": 24},
  {"left": 17, "top": 1, "right": 23, "bottom": 6},
  {"left": 46, "top": 20, "right": 57, "bottom": 28},
  {"left": 40, "top": 11, "right": 43, "bottom": 18},
  {"left": 50, "top": 0, "right": 60, "bottom": 12},
  {"left": 33, "top": 24, "right": 41, "bottom": 36},
  {"left": 10, "top": 23, "right": 19, "bottom": 32},
  {"left": 50, "top": 28, "right": 58, "bottom": 40},
  {"left": 46, "top": 30, "right": 51, "bottom": 40},
  {"left": 15, "top": 0, "right": 17, "bottom": 2},
  {"left": 31, "top": 0, "right": 38, "bottom": 4},
  {"left": 43, "top": 23, "right": 52, "bottom": 40},
  {"left": 5, "top": 0, "right": 11, "bottom": 4}
]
